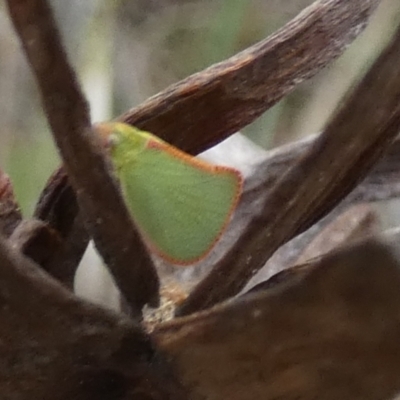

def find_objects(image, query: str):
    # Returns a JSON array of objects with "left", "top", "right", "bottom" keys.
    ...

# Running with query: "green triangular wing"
[{"left": 117, "top": 141, "right": 242, "bottom": 264}]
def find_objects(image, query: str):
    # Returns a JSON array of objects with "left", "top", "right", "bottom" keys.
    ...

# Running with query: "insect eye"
[{"left": 108, "top": 133, "right": 120, "bottom": 148}]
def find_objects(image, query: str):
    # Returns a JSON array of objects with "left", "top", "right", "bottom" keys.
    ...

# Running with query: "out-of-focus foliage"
[{"left": 0, "top": 0, "right": 400, "bottom": 215}]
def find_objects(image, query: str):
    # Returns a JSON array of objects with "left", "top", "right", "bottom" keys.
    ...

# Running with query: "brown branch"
[
  {"left": 0, "top": 169, "right": 22, "bottom": 237},
  {"left": 247, "top": 221, "right": 400, "bottom": 296},
  {"left": 8, "top": 218, "right": 85, "bottom": 289},
  {"left": 6, "top": 0, "right": 159, "bottom": 315},
  {"left": 243, "top": 192, "right": 389, "bottom": 291},
  {"left": 120, "top": 0, "right": 380, "bottom": 154},
  {"left": 33, "top": 167, "right": 89, "bottom": 287},
  {"left": 238, "top": 132, "right": 400, "bottom": 208},
  {"left": 246, "top": 204, "right": 380, "bottom": 294},
  {"left": 10, "top": 219, "right": 62, "bottom": 267},
  {"left": 0, "top": 167, "right": 89, "bottom": 289},
  {"left": 0, "top": 234, "right": 186, "bottom": 399},
  {"left": 294, "top": 203, "right": 379, "bottom": 264},
  {"left": 155, "top": 240, "right": 400, "bottom": 400},
  {"left": 177, "top": 21, "right": 400, "bottom": 315},
  {"left": 235, "top": 195, "right": 383, "bottom": 294}
]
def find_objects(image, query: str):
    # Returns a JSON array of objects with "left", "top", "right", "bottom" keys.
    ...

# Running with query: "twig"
[
  {"left": 33, "top": 167, "right": 89, "bottom": 287},
  {"left": 244, "top": 133, "right": 400, "bottom": 206},
  {"left": 120, "top": 0, "right": 380, "bottom": 154},
  {"left": 229, "top": 202, "right": 379, "bottom": 295},
  {"left": 177, "top": 21, "right": 400, "bottom": 315},
  {"left": 6, "top": 0, "right": 159, "bottom": 315}
]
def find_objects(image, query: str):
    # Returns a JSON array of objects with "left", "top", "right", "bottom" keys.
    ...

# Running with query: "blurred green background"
[{"left": 1, "top": 0, "right": 400, "bottom": 216}]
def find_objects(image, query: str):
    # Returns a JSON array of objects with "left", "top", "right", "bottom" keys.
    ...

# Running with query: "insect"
[{"left": 97, "top": 122, "right": 243, "bottom": 265}]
